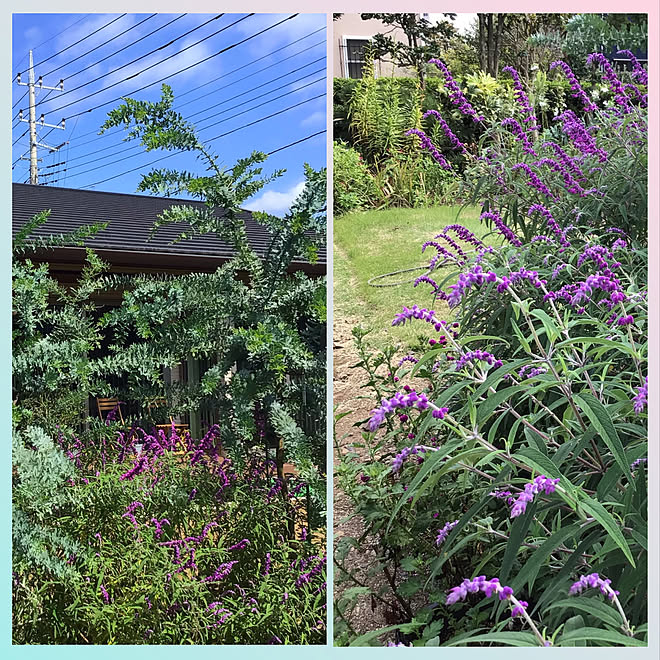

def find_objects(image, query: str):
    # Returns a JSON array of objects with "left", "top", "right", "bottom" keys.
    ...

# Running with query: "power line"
[
  {"left": 38, "top": 13, "right": 228, "bottom": 114},
  {"left": 63, "top": 65, "right": 325, "bottom": 170},
  {"left": 38, "top": 13, "right": 160, "bottom": 82},
  {"left": 12, "top": 15, "right": 89, "bottom": 78},
  {"left": 58, "top": 27, "right": 324, "bottom": 151},
  {"left": 80, "top": 129, "right": 325, "bottom": 190},
  {"left": 60, "top": 13, "right": 298, "bottom": 121},
  {"left": 20, "top": 14, "right": 128, "bottom": 73},
  {"left": 68, "top": 92, "right": 323, "bottom": 183}
]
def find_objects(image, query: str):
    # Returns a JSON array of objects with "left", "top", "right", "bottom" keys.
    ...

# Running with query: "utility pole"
[{"left": 17, "top": 50, "right": 65, "bottom": 185}]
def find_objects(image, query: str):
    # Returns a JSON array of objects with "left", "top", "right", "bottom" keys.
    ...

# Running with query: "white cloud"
[
  {"left": 300, "top": 110, "right": 325, "bottom": 128},
  {"left": 244, "top": 180, "right": 305, "bottom": 216}
]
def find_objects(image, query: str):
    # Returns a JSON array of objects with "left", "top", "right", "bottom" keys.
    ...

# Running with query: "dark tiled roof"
[{"left": 12, "top": 183, "right": 326, "bottom": 273}]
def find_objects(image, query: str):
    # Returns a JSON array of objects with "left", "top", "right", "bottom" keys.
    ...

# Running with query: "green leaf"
[
  {"left": 545, "top": 598, "right": 622, "bottom": 629},
  {"left": 573, "top": 392, "right": 631, "bottom": 480},
  {"left": 556, "top": 627, "right": 645, "bottom": 647},
  {"left": 562, "top": 614, "right": 587, "bottom": 646},
  {"left": 577, "top": 495, "right": 635, "bottom": 567},
  {"left": 348, "top": 622, "right": 423, "bottom": 647},
  {"left": 443, "top": 631, "right": 541, "bottom": 647}
]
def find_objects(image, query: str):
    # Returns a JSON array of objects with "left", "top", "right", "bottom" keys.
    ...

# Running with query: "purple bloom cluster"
[
  {"left": 263, "top": 552, "right": 272, "bottom": 576},
  {"left": 368, "top": 390, "right": 448, "bottom": 431},
  {"left": 542, "top": 141, "right": 586, "bottom": 182},
  {"left": 228, "top": 538, "right": 250, "bottom": 551},
  {"left": 527, "top": 204, "right": 571, "bottom": 249},
  {"left": 413, "top": 275, "right": 442, "bottom": 295},
  {"left": 501, "top": 117, "right": 537, "bottom": 155},
  {"left": 119, "top": 455, "right": 150, "bottom": 482},
  {"left": 631, "top": 456, "right": 647, "bottom": 471},
  {"left": 423, "top": 109, "right": 468, "bottom": 153},
  {"left": 555, "top": 110, "right": 608, "bottom": 162},
  {"left": 392, "top": 305, "right": 450, "bottom": 331},
  {"left": 391, "top": 444, "right": 431, "bottom": 473},
  {"left": 577, "top": 244, "right": 620, "bottom": 277},
  {"left": 503, "top": 66, "right": 540, "bottom": 130},
  {"left": 509, "top": 475, "right": 560, "bottom": 518},
  {"left": 397, "top": 355, "right": 419, "bottom": 368},
  {"left": 405, "top": 128, "right": 451, "bottom": 169},
  {"left": 480, "top": 210, "right": 523, "bottom": 247},
  {"left": 422, "top": 239, "right": 461, "bottom": 266},
  {"left": 446, "top": 576, "right": 526, "bottom": 619},
  {"left": 550, "top": 60, "right": 598, "bottom": 112},
  {"left": 518, "top": 364, "right": 547, "bottom": 379},
  {"left": 204, "top": 560, "right": 238, "bottom": 583},
  {"left": 150, "top": 517, "right": 170, "bottom": 539},
  {"left": 454, "top": 350, "right": 503, "bottom": 371},
  {"left": 546, "top": 273, "right": 623, "bottom": 308},
  {"left": 99, "top": 584, "right": 110, "bottom": 604},
  {"left": 447, "top": 265, "right": 496, "bottom": 307},
  {"left": 617, "top": 50, "right": 648, "bottom": 86},
  {"left": 587, "top": 53, "right": 631, "bottom": 111},
  {"left": 511, "top": 163, "right": 557, "bottom": 200},
  {"left": 438, "top": 224, "right": 484, "bottom": 249},
  {"left": 429, "top": 58, "right": 485, "bottom": 122},
  {"left": 533, "top": 157, "right": 598, "bottom": 197},
  {"left": 633, "top": 377, "right": 648, "bottom": 414},
  {"left": 569, "top": 572, "right": 619, "bottom": 599},
  {"left": 295, "top": 554, "right": 326, "bottom": 588},
  {"left": 436, "top": 519, "right": 459, "bottom": 545}
]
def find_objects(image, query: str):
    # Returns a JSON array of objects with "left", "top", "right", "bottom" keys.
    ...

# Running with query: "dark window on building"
[{"left": 345, "top": 38, "right": 370, "bottom": 79}]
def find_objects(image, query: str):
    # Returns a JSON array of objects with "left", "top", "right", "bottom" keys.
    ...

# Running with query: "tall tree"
[{"left": 360, "top": 13, "right": 457, "bottom": 88}]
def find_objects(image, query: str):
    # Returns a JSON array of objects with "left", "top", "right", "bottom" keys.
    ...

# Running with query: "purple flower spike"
[
  {"left": 481, "top": 210, "right": 523, "bottom": 247},
  {"left": 509, "top": 475, "right": 560, "bottom": 518},
  {"left": 502, "top": 66, "right": 540, "bottom": 130},
  {"left": 633, "top": 377, "right": 647, "bottom": 414},
  {"left": 430, "top": 58, "right": 485, "bottom": 122},
  {"left": 550, "top": 60, "right": 598, "bottom": 112},
  {"left": 617, "top": 50, "right": 648, "bottom": 86},
  {"left": 587, "top": 53, "right": 632, "bottom": 111},
  {"left": 406, "top": 128, "right": 452, "bottom": 169},
  {"left": 569, "top": 572, "right": 619, "bottom": 600},
  {"left": 423, "top": 109, "right": 468, "bottom": 153},
  {"left": 502, "top": 117, "right": 537, "bottom": 155},
  {"left": 436, "top": 520, "right": 459, "bottom": 545},
  {"left": 446, "top": 575, "right": 522, "bottom": 618}
]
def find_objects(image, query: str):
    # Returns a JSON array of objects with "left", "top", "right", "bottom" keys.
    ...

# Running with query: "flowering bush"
[
  {"left": 13, "top": 424, "right": 326, "bottom": 644},
  {"left": 335, "top": 54, "right": 647, "bottom": 647}
]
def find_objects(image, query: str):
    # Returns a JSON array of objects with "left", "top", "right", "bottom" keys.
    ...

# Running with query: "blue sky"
[{"left": 11, "top": 13, "right": 327, "bottom": 216}]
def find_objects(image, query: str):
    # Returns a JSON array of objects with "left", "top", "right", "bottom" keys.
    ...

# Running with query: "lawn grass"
[{"left": 334, "top": 205, "right": 501, "bottom": 347}]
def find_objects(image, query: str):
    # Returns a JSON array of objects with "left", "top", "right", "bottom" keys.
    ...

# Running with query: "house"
[
  {"left": 12, "top": 182, "right": 326, "bottom": 437},
  {"left": 333, "top": 14, "right": 414, "bottom": 79}
]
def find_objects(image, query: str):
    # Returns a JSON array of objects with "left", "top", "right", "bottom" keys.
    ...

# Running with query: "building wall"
[{"left": 333, "top": 14, "right": 415, "bottom": 78}]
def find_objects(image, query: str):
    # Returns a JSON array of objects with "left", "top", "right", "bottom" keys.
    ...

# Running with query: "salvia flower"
[
  {"left": 430, "top": 58, "right": 485, "bottom": 122},
  {"left": 204, "top": 560, "right": 238, "bottom": 582},
  {"left": 391, "top": 444, "right": 430, "bottom": 473},
  {"left": 501, "top": 117, "right": 537, "bottom": 155},
  {"left": 423, "top": 109, "right": 468, "bottom": 153},
  {"left": 509, "top": 475, "right": 560, "bottom": 518},
  {"left": 511, "top": 163, "right": 557, "bottom": 200},
  {"left": 263, "top": 552, "right": 272, "bottom": 576},
  {"left": 555, "top": 110, "right": 608, "bottom": 162},
  {"left": 99, "top": 584, "right": 110, "bottom": 604},
  {"left": 228, "top": 539, "right": 250, "bottom": 551},
  {"left": 368, "top": 391, "right": 447, "bottom": 431},
  {"left": 527, "top": 204, "right": 570, "bottom": 248},
  {"left": 446, "top": 576, "right": 527, "bottom": 620},
  {"left": 454, "top": 350, "right": 503, "bottom": 371},
  {"left": 550, "top": 60, "right": 598, "bottom": 112},
  {"left": 397, "top": 355, "right": 419, "bottom": 367},
  {"left": 518, "top": 364, "right": 548, "bottom": 379},
  {"left": 617, "top": 49, "right": 648, "bottom": 86},
  {"left": 631, "top": 457, "right": 647, "bottom": 471},
  {"left": 405, "top": 128, "right": 451, "bottom": 169},
  {"left": 503, "top": 66, "right": 540, "bottom": 129},
  {"left": 569, "top": 572, "right": 619, "bottom": 600},
  {"left": 480, "top": 210, "right": 523, "bottom": 247},
  {"left": 633, "top": 377, "right": 648, "bottom": 414},
  {"left": 587, "top": 53, "right": 632, "bottom": 111},
  {"left": 436, "top": 520, "right": 459, "bottom": 545},
  {"left": 119, "top": 455, "right": 150, "bottom": 482}
]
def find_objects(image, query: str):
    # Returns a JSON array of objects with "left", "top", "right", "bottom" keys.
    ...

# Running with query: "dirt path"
[{"left": 332, "top": 245, "right": 392, "bottom": 640}]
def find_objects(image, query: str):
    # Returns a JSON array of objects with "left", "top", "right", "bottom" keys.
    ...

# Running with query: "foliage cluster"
[
  {"left": 335, "top": 55, "right": 647, "bottom": 648},
  {"left": 13, "top": 85, "right": 328, "bottom": 643},
  {"left": 13, "top": 425, "right": 326, "bottom": 644}
]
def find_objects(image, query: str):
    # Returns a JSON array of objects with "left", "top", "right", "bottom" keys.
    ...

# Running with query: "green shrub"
[{"left": 333, "top": 141, "right": 380, "bottom": 215}]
